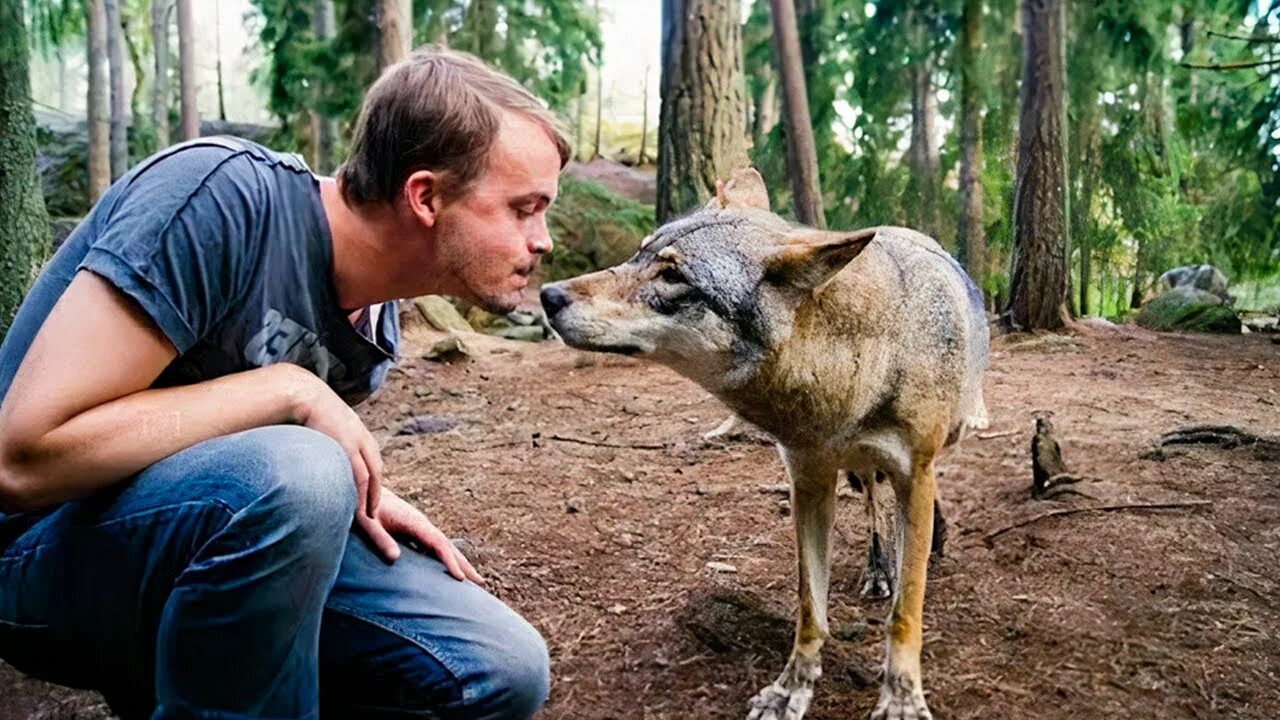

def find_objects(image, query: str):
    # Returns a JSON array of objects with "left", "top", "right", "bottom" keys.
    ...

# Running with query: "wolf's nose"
[{"left": 540, "top": 284, "right": 571, "bottom": 318}]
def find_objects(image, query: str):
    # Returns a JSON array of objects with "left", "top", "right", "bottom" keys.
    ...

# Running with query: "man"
[{"left": 0, "top": 47, "right": 562, "bottom": 719}]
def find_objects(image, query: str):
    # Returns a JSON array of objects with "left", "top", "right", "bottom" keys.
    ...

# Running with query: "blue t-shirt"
[{"left": 0, "top": 136, "right": 399, "bottom": 410}]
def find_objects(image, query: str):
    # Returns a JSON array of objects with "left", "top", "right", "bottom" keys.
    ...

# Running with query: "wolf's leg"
[
  {"left": 850, "top": 469, "right": 894, "bottom": 600},
  {"left": 871, "top": 451, "right": 937, "bottom": 720},
  {"left": 747, "top": 448, "right": 838, "bottom": 720}
]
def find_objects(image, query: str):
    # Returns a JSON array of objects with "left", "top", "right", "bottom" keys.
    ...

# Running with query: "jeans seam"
[
  {"left": 0, "top": 499, "right": 240, "bottom": 561},
  {"left": 323, "top": 603, "right": 464, "bottom": 710}
]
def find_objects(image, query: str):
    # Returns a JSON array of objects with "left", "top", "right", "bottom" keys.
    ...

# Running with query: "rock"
[
  {"left": 397, "top": 403, "right": 412, "bottom": 416},
  {"left": 506, "top": 309, "right": 541, "bottom": 326},
  {"left": 1158, "top": 264, "right": 1232, "bottom": 303},
  {"left": 413, "top": 295, "right": 473, "bottom": 332},
  {"left": 705, "top": 561, "right": 738, "bottom": 574},
  {"left": 833, "top": 620, "right": 868, "bottom": 641},
  {"left": 465, "top": 305, "right": 509, "bottom": 329},
  {"left": 421, "top": 334, "right": 471, "bottom": 362},
  {"left": 566, "top": 496, "right": 585, "bottom": 514},
  {"left": 396, "top": 414, "right": 458, "bottom": 436},
  {"left": 488, "top": 325, "right": 546, "bottom": 342},
  {"left": 1135, "top": 286, "right": 1242, "bottom": 334}
]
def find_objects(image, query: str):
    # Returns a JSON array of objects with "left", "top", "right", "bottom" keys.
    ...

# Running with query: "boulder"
[{"left": 1135, "top": 286, "right": 1242, "bottom": 334}]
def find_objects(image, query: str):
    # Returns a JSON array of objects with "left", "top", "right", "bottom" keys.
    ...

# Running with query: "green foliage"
[
  {"left": 1135, "top": 288, "right": 1242, "bottom": 333},
  {"left": 543, "top": 175, "right": 654, "bottom": 281}
]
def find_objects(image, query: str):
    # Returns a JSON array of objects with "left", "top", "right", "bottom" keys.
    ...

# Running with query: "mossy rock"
[{"left": 1135, "top": 287, "right": 1242, "bottom": 334}]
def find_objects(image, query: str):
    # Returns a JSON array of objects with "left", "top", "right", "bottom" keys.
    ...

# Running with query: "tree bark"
[
  {"left": 176, "top": 0, "right": 199, "bottom": 140},
  {"left": 906, "top": 7, "right": 939, "bottom": 238},
  {"left": 378, "top": 0, "right": 412, "bottom": 73},
  {"left": 594, "top": 0, "right": 604, "bottom": 159},
  {"left": 104, "top": 0, "right": 128, "bottom": 179},
  {"left": 657, "top": 0, "right": 750, "bottom": 223},
  {"left": 639, "top": 64, "right": 651, "bottom": 164},
  {"left": 958, "top": 0, "right": 985, "bottom": 292},
  {"left": 152, "top": 0, "right": 171, "bottom": 148},
  {"left": 311, "top": 0, "right": 338, "bottom": 174},
  {"left": 1006, "top": 0, "right": 1069, "bottom": 331},
  {"left": 87, "top": 0, "right": 111, "bottom": 201},
  {"left": 0, "top": 0, "right": 51, "bottom": 337},
  {"left": 768, "top": 0, "right": 824, "bottom": 227}
]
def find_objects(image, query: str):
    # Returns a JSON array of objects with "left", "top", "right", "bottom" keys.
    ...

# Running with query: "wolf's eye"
[{"left": 659, "top": 266, "right": 685, "bottom": 285}]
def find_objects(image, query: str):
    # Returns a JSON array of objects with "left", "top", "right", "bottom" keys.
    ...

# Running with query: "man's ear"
[
  {"left": 403, "top": 170, "right": 442, "bottom": 228},
  {"left": 703, "top": 167, "right": 771, "bottom": 212},
  {"left": 765, "top": 227, "right": 879, "bottom": 291}
]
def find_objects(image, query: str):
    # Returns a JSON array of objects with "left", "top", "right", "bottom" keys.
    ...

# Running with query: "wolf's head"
[{"left": 540, "top": 169, "right": 875, "bottom": 391}]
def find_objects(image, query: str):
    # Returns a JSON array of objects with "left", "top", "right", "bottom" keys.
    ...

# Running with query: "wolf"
[{"left": 540, "top": 169, "right": 989, "bottom": 720}]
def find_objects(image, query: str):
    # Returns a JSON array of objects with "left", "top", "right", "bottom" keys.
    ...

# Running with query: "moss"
[{"left": 544, "top": 175, "right": 655, "bottom": 281}]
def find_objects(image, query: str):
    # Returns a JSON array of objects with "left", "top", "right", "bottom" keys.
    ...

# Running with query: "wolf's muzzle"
[{"left": 540, "top": 284, "right": 571, "bottom": 319}]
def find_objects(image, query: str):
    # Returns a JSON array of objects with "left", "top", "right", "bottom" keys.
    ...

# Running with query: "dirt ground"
[{"left": 2, "top": 318, "right": 1278, "bottom": 720}]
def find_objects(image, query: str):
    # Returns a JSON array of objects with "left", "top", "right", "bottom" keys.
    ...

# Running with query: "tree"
[
  {"left": 87, "top": 0, "right": 111, "bottom": 201},
  {"left": 378, "top": 0, "right": 411, "bottom": 72},
  {"left": 177, "top": 0, "right": 199, "bottom": 140},
  {"left": 592, "top": 0, "right": 603, "bottom": 158},
  {"left": 0, "top": 0, "right": 51, "bottom": 336},
  {"left": 958, "top": 0, "right": 985, "bottom": 292},
  {"left": 657, "top": 0, "right": 750, "bottom": 223},
  {"left": 1006, "top": 0, "right": 1069, "bottom": 330},
  {"left": 311, "top": 0, "right": 338, "bottom": 173},
  {"left": 769, "top": 0, "right": 824, "bottom": 228},
  {"left": 152, "top": 0, "right": 171, "bottom": 148},
  {"left": 905, "top": 5, "right": 940, "bottom": 239},
  {"left": 104, "top": 0, "right": 127, "bottom": 179}
]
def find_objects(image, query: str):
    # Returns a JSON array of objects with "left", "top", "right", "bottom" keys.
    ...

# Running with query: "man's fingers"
[
  {"left": 423, "top": 532, "right": 467, "bottom": 581},
  {"left": 454, "top": 547, "right": 484, "bottom": 585},
  {"left": 359, "top": 514, "right": 401, "bottom": 563},
  {"left": 360, "top": 443, "right": 382, "bottom": 519},
  {"left": 347, "top": 447, "right": 370, "bottom": 516}
]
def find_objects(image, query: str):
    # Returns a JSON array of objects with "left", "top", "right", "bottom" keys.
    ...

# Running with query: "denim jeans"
[{"left": 0, "top": 425, "right": 549, "bottom": 719}]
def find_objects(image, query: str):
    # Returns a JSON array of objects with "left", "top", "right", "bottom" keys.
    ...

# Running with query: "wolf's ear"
[
  {"left": 765, "top": 228, "right": 878, "bottom": 291},
  {"left": 704, "top": 167, "right": 770, "bottom": 212}
]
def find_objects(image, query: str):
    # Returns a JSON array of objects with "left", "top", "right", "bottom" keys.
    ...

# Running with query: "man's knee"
[{"left": 468, "top": 616, "right": 550, "bottom": 720}]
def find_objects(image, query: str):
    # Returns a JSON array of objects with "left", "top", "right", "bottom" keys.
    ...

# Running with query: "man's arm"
[{"left": 0, "top": 273, "right": 385, "bottom": 527}]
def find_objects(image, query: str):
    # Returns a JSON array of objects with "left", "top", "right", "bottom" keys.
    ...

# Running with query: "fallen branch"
[
  {"left": 984, "top": 501, "right": 1213, "bottom": 545},
  {"left": 977, "top": 430, "right": 1018, "bottom": 440},
  {"left": 1206, "top": 29, "right": 1280, "bottom": 44},
  {"left": 547, "top": 433, "right": 667, "bottom": 450},
  {"left": 1181, "top": 58, "right": 1280, "bottom": 70}
]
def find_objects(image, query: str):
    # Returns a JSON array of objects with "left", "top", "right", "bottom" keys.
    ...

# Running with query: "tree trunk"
[
  {"left": 464, "top": 0, "right": 498, "bottom": 59},
  {"left": 215, "top": 0, "right": 227, "bottom": 122},
  {"left": 958, "top": 0, "right": 985, "bottom": 292},
  {"left": 906, "top": 8, "right": 939, "bottom": 238},
  {"left": 57, "top": 48, "right": 70, "bottom": 111},
  {"left": 638, "top": 64, "right": 651, "bottom": 165},
  {"left": 1006, "top": 0, "right": 1069, "bottom": 331},
  {"left": 768, "top": 0, "right": 824, "bottom": 228},
  {"left": 311, "top": 0, "right": 338, "bottom": 174},
  {"left": 87, "top": 0, "right": 111, "bottom": 201},
  {"left": 0, "top": 0, "right": 52, "bottom": 337},
  {"left": 176, "top": 0, "right": 199, "bottom": 140},
  {"left": 104, "top": 0, "right": 128, "bottom": 179},
  {"left": 378, "top": 0, "right": 412, "bottom": 73},
  {"left": 752, "top": 69, "right": 778, "bottom": 148},
  {"left": 657, "top": 0, "right": 750, "bottom": 223},
  {"left": 152, "top": 0, "right": 171, "bottom": 148},
  {"left": 124, "top": 18, "right": 146, "bottom": 124}
]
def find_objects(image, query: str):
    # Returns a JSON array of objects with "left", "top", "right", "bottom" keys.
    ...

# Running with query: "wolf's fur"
[{"left": 542, "top": 169, "right": 988, "bottom": 720}]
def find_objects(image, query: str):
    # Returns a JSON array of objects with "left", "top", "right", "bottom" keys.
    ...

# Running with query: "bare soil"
[{"left": 3, "top": 319, "right": 1278, "bottom": 720}]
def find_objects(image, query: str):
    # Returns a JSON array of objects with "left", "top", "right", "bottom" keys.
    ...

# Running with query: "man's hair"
[{"left": 337, "top": 46, "right": 571, "bottom": 206}]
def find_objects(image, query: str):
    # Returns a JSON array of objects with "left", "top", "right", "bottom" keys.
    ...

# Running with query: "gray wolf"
[{"left": 542, "top": 168, "right": 989, "bottom": 720}]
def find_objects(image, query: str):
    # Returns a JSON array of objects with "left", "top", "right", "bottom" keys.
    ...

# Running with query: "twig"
[
  {"left": 1206, "top": 29, "right": 1280, "bottom": 44},
  {"left": 977, "top": 429, "right": 1018, "bottom": 440},
  {"left": 1181, "top": 58, "right": 1280, "bottom": 70},
  {"left": 984, "top": 501, "right": 1213, "bottom": 544},
  {"left": 547, "top": 433, "right": 667, "bottom": 450}
]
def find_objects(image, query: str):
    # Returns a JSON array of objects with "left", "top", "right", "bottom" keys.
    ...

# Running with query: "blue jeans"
[{"left": 0, "top": 425, "right": 549, "bottom": 719}]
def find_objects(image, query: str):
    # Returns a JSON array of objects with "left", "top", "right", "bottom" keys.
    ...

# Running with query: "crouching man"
[{"left": 0, "top": 47, "right": 563, "bottom": 719}]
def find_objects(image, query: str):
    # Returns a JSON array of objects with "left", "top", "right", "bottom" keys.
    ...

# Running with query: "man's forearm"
[{"left": 0, "top": 363, "right": 317, "bottom": 512}]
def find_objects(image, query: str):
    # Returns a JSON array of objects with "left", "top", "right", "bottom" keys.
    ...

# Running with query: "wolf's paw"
[
  {"left": 870, "top": 674, "right": 931, "bottom": 720},
  {"left": 746, "top": 656, "right": 820, "bottom": 720},
  {"left": 860, "top": 567, "right": 893, "bottom": 600},
  {"left": 746, "top": 681, "right": 813, "bottom": 720}
]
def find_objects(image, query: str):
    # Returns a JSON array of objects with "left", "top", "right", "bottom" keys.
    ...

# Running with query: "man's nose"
[
  {"left": 530, "top": 218, "right": 553, "bottom": 255},
  {"left": 540, "top": 284, "right": 571, "bottom": 318}
]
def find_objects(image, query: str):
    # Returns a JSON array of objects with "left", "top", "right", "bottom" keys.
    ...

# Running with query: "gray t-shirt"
[{"left": 0, "top": 136, "right": 399, "bottom": 411}]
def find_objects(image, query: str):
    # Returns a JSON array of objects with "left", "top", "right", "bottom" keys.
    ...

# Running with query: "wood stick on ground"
[
  {"left": 984, "top": 501, "right": 1213, "bottom": 545},
  {"left": 548, "top": 434, "right": 667, "bottom": 450}
]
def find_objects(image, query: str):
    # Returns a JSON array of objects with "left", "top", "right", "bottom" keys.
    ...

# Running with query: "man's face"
[{"left": 432, "top": 112, "right": 561, "bottom": 313}]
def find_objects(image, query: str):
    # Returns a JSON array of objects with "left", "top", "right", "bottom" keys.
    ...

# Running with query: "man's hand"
[
  {"left": 291, "top": 374, "right": 383, "bottom": 527},
  {"left": 367, "top": 489, "right": 483, "bottom": 583}
]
